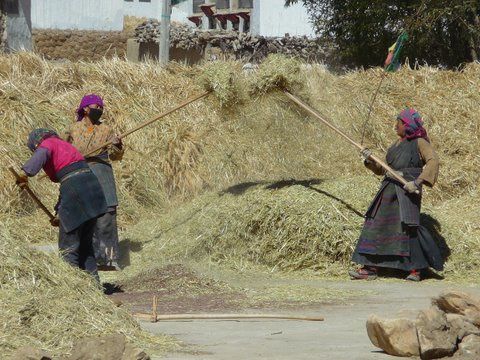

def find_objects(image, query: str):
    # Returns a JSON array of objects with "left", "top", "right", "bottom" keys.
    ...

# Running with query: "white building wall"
[
  {"left": 251, "top": 0, "right": 315, "bottom": 38},
  {"left": 123, "top": 0, "right": 161, "bottom": 19},
  {"left": 123, "top": 0, "right": 193, "bottom": 26},
  {"left": 31, "top": 0, "right": 123, "bottom": 30},
  {"left": 171, "top": 0, "right": 193, "bottom": 24}
]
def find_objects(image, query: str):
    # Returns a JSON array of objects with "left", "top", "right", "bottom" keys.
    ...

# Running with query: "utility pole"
[{"left": 159, "top": 0, "right": 171, "bottom": 66}]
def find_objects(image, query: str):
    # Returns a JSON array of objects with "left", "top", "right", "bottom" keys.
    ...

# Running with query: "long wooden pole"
[
  {"left": 84, "top": 90, "right": 211, "bottom": 158},
  {"left": 9, "top": 167, "right": 55, "bottom": 220},
  {"left": 283, "top": 90, "right": 417, "bottom": 191},
  {"left": 134, "top": 312, "right": 324, "bottom": 322}
]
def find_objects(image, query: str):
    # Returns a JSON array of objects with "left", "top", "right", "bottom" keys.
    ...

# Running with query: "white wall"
[
  {"left": 171, "top": 0, "right": 193, "bottom": 24},
  {"left": 31, "top": 0, "right": 123, "bottom": 30},
  {"left": 123, "top": 0, "right": 193, "bottom": 25},
  {"left": 123, "top": 0, "right": 161, "bottom": 19},
  {"left": 251, "top": 0, "right": 315, "bottom": 38}
]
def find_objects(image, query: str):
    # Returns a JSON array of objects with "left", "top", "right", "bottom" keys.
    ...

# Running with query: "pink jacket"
[{"left": 39, "top": 137, "right": 85, "bottom": 181}]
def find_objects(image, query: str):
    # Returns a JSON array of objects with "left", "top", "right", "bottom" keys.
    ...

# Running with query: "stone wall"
[
  {"left": 0, "top": 10, "right": 6, "bottom": 52},
  {"left": 33, "top": 29, "right": 129, "bottom": 61}
]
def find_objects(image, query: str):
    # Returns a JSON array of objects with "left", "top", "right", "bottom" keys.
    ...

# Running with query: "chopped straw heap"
[
  {"left": 198, "top": 60, "right": 246, "bottom": 107},
  {"left": 0, "top": 219, "right": 174, "bottom": 357},
  {"left": 0, "top": 52, "right": 480, "bottom": 353},
  {"left": 250, "top": 53, "right": 306, "bottom": 95}
]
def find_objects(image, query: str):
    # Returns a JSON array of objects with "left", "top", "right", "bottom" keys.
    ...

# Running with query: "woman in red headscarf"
[
  {"left": 349, "top": 108, "right": 442, "bottom": 281},
  {"left": 64, "top": 94, "right": 124, "bottom": 271}
]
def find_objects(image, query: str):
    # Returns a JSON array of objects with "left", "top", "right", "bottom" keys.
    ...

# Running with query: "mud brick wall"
[{"left": 33, "top": 29, "right": 129, "bottom": 61}]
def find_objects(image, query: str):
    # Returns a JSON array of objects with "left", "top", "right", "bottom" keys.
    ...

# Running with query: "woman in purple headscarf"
[
  {"left": 349, "top": 108, "right": 442, "bottom": 281},
  {"left": 64, "top": 94, "right": 124, "bottom": 271}
]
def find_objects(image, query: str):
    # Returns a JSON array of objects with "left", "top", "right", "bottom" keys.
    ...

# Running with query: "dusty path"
[{"left": 144, "top": 279, "right": 480, "bottom": 360}]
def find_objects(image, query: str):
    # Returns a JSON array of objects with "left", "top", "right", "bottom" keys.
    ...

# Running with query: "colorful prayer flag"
[{"left": 384, "top": 31, "right": 408, "bottom": 72}]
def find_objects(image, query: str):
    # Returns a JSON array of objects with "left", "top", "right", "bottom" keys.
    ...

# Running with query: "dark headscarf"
[{"left": 27, "top": 128, "right": 58, "bottom": 152}]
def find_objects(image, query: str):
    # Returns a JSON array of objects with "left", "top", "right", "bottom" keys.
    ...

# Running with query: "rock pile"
[
  {"left": 134, "top": 20, "right": 326, "bottom": 62},
  {"left": 367, "top": 291, "right": 480, "bottom": 359},
  {"left": 9, "top": 334, "right": 149, "bottom": 360}
]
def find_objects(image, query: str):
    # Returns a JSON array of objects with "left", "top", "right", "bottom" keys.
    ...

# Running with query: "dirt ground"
[{"left": 106, "top": 264, "right": 480, "bottom": 359}]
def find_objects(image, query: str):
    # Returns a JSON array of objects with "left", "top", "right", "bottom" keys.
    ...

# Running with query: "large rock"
[
  {"left": 366, "top": 315, "right": 420, "bottom": 357},
  {"left": 416, "top": 307, "right": 457, "bottom": 359},
  {"left": 433, "top": 291, "right": 480, "bottom": 316},
  {"left": 67, "top": 334, "right": 150, "bottom": 360},
  {"left": 8, "top": 346, "right": 53, "bottom": 360},
  {"left": 453, "top": 334, "right": 480, "bottom": 359},
  {"left": 446, "top": 313, "right": 480, "bottom": 341}
]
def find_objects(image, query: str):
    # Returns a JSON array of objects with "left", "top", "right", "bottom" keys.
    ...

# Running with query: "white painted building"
[
  {"left": 177, "top": 0, "right": 315, "bottom": 37},
  {"left": 4, "top": 0, "right": 315, "bottom": 50},
  {"left": 31, "top": 0, "right": 124, "bottom": 31},
  {"left": 251, "top": 0, "right": 315, "bottom": 38}
]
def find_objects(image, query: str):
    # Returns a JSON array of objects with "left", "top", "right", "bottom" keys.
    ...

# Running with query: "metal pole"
[{"left": 159, "top": 0, "right": 171, "bottom": 66}]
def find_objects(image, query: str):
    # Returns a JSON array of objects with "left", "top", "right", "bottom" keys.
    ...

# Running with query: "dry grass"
[
  {"left": 0, "top": 218, "right": 176, "bottom": 357},
  {"left": 1, "top": 52, "right": 480, "bottom": 353},
  {"left": 250, "top": 54, "right": 306, "bottom": 96}
]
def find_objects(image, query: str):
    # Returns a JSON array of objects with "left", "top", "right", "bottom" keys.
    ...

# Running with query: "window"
[
  {"left": 216, "top": 0, "right": 229, "bottom": 10},
  {"left": 193, "top": 0, "right": 205, "bottom": 13},
  {"left": 238, "top": 0, "right": 252, "bottom": 8},
  {"left": 139, "top": 0, "right": 151, "bottom": 2},
  {"left": 124, "top": 0, "right": 133, "bottom": 2}
]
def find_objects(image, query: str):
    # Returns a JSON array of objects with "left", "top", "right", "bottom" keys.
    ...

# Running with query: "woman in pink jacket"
[{"left": 17, "top": 129, "right": 107, "bottom": 281}]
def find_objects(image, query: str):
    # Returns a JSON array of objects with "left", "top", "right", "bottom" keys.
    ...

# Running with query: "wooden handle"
[
  {"left": 9, "top": 167, "right": 56, "bottom": 220},
  {"left": 133, "top": 313, "right": 324, "bottom": 322},
  {"left": 283, "top": 90, "right": 419, "bottom": 194},
  {"left": 84, "top": 91, "right": 211, "bottom": 158}
]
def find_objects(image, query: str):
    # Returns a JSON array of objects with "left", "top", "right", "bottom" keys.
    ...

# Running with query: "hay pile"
[
  {"left": 119, "top": 177, "right": 375, "bottom": 277},
  {"left": 119, "top": 179, "right": 478, "bottom": 278},
  {"left": 0, "top": 52, "right": 479, "bottom": 355},
  {"left": 0, "top": 219, "right": 174, "bottom": 357}
]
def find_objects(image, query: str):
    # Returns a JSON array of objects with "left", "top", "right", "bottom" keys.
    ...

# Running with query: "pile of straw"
[
  {"left": 119, "top": 177, "right": 376, "bottom": 276},
  {"left": 0, "top": 219, "right": 174, "bottom": 357},
  {"left": 250, "top": 54, "right": 306, "bottom": 95},
  {"left": 1, "top": 52, "right": 480, "bottom": 355}
]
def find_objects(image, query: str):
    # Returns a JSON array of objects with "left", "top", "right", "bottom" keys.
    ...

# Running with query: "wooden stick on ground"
[
  {"left": 9, "top": 167, "right": 55, "bottom": 221},
  {"left": 283, "top": 90, "right": 419, "bottom": 193},
  {"left": 134, "top": 313, "right": 324, "bottom": 322},
  {"left": 152, "top": 295, "right": 158, "bottom": 323},
  {"left": 84, "top": 90, "right": 211, "bottom": 158}
]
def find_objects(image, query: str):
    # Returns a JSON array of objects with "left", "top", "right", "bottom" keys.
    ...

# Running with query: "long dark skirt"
[{"left": 352, "top": 183, "right": 432, "bottom": 271}]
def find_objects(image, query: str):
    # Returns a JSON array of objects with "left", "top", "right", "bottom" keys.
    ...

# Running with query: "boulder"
[
  {"left": 9, "top": 346, "right": 53, "bottom": 360},
  {"left": 433, "top": 291, "right": 480, "bottom": 316},
  {"left": 366, "top": 314, "right": 420, "bottom": 357},
  {"left": 416, "top": 307, "right": 457, "bottom": 359},
  {"left": 446, "top": 313, "right": 480, "bottom": 341},
  {"left": 453, "top": 334, "right": 480, "bottom": 359},
  {"left": 68, "top": 334, "right": 126, "bottom": 360},
  {"left": 67, "top": 334, "right": 150, "bottom": 360}
]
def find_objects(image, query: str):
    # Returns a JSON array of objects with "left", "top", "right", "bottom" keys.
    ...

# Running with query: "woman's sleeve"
[
  {"left": 364, "top": 160, "right": 386, "bottom": 176},
  {"left": 21, "top": 147, "right": 51, "bottom": 176},
  {"left": 107, "top": 127, "right": 124, "bottom": 161},
  {"left": 417, "top": 138, "right": 439, "bottom": 187}
]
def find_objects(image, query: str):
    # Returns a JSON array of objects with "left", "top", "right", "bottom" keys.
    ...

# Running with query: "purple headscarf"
[
  {"left": 397, "top": 107, "right": 429, "bottom": 142},
  {"left": 76, "top": 94, "right": 104, "bottom": 121}
]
